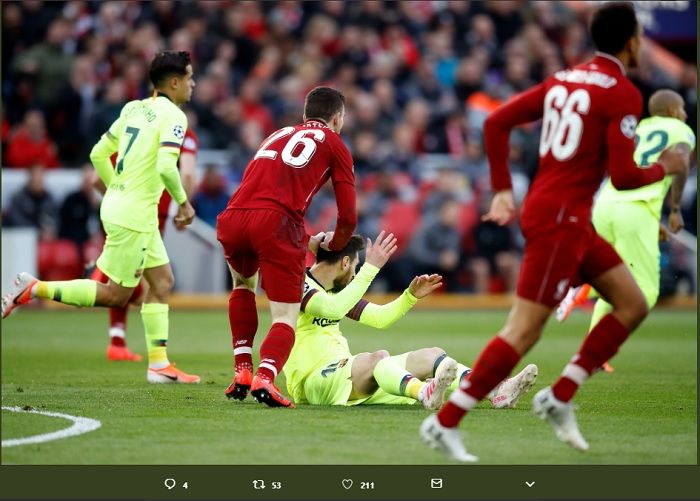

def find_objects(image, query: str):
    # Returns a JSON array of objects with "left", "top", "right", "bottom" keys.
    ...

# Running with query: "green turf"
[{"left": 1, "top": 308, "right": 696, "bottom": 464}]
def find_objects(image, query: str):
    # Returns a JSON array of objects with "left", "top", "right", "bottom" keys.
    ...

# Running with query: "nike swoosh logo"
[{"left": 154, "top": 372, "right": 178, "bottom": 381}]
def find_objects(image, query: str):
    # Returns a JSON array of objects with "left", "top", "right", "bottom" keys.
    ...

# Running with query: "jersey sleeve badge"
[
  {"left": 620, "top": 115, "right": 638, "bottom": 139},
  {"left": 173, "top": 125, "right": 185, "bottom": 140}
]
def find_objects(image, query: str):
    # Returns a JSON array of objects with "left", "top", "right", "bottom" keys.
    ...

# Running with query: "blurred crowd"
[{"left": 2, "top": 0, "right": 697, "bottom": 294}]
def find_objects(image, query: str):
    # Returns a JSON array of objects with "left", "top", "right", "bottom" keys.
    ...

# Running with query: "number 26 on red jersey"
[
  {"left": 539, "top": 85, "right": 591, "bottom": 161},
  {"left": 254, "top": 126, "right": 326, "bottom": 168}
]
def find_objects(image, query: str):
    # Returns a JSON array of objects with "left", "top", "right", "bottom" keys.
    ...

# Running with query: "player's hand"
[
  {"left": 659, "top": 223, "right": 670, "bottom": 242},
  {"left": 319, "top": 231, "right": 334, "bottom": 252},
  {"left": 669, "top": 210, "right": 684, "bottom": 234},
  {"left": 364, "top": 231, "right": 398, "bottom": 269},
  {"left": 174, "top": 200, "right": 195, "bottom": 227},
  {"left": 408, "top": 274, "right": 443, "bottom": 299},
  {"left": 482, "top": 190, "right": 515, "bottom": 226},
  {"left": 659, "top": 146, "right": 690, "bottom": 176},
  {"left": 308, "top": 231, "right": 326, "bottom": 255}
]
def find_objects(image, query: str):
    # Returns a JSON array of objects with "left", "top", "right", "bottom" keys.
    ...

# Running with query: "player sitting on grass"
[{"left": 275, "top": 231, "right": 538, "bottom": 409}]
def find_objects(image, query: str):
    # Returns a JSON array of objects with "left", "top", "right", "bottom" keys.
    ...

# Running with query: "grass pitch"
[{"left": 1, "top": 308, "right": 696, "bottom": 464}]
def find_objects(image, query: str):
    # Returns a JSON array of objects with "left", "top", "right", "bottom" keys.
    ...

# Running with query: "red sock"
[
  {"left": 257, "top": 323, "right": 295, "bottom": 381},
  {"left": 229, "top": 289, "right": 257, "bottom": 373},
  {"left": 552, "top": 314, "right": 630, "bottom": 402},
  {"left": 438, "top": 336, "right": 520, "bottom": 428},
  {"left": 90, "top": 267, "right": 109, "bottom": 283},
  {"left": 131, "top": 282, "right": 143, "bottom": 303},
  {"left": 110, "top": 307, "right": 127, "bottom": 330}
]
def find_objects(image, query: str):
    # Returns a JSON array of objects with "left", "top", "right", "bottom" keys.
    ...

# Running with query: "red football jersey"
[
  {"left": 227, "top": 120, "right": 357, "bottom": 250},
  {"left": 484, "top": 53, "right": 665, "bottom": 229},
  {"left": 157, "top": 127, "right": 199, "bottom": 228}
]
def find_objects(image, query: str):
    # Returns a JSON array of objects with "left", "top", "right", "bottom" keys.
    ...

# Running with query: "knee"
[
  {"left": 500, "top": 320, "right": 543, "bottom": 354},
  {"left": 428, "top": 347, "right": 445, "bottom": 359},
  {"left": 369, "top": 350, "right": 390, "bottom": 369},
  {"left": 150, "top": 272, "right": 174, "bottom": 299},
  {"left": 616, "top": 290, "right": 648, "bottom": 328},
  {"left": 105, "top": 287, "right": 132, "bottom": 308}
]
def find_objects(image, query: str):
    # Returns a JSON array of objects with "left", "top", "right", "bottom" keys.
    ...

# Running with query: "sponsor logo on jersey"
[{"left": 312, "top": 317, "right": 340, "bottom": 327}]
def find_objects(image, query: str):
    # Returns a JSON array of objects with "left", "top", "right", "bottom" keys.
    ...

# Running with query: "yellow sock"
[
  {"left": 373, "top": 357, "right": 424, "bottom": 400},
  {"left": 141, "top": 303, "right": 170, "bottom": 369},
  {"left": 34, "top": 280, "right": 96, "bottom": 307},
  {"left": 405, "top": 377, "right": 424, "bottom": 400}
]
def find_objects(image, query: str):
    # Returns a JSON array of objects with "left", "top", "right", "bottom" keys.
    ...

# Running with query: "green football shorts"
[
  {"left": 592, "top": 198, "right": 660, "bottom": 308},
  {"left": 304, "top": 356, "right": 416, "bottom": 406},
  {"left": 96, "top": 221, "right": 169, "bottom": 288}
]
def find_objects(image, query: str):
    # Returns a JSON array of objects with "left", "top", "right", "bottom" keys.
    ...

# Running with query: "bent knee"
[
  {"left": 615, "top": 290, "right": 648, "bottom": 327},
  {"left": 372, "top": 350, "right": 390, "bottom": 361}
]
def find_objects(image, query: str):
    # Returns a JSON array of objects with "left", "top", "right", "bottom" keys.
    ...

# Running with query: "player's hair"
[
  {"left": 590, "top": 2, "right": 638, "bottom": 55},
  {"left": 316, "top": 235, "right": 365, "bottom": 265},
  {"left": 304, "top": 87, "right": 346, "bottom": 123},
  {"left": 149, "top": 51, "right": 191, "bottom": 88}
]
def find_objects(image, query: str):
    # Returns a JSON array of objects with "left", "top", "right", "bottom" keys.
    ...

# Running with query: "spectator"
[
  {"left": 4, "top": 165, "right": 57, "bottom": 239},
  {"left": 407, "top": 198, "right": 463, "bottom": 291},
  {"left": 192, "top": 165, "right": 230, "bottom": 228},
  {"left": 11, "top": 17, "right": 75, "bottom": 107},
  {"left": 58, "top": 165, "right": 100, "bottom": 252},
  {"left": 5, "top": 110, "right": 60, "bottom": 168}
]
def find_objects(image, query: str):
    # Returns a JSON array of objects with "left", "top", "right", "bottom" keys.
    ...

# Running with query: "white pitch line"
[{"left": 1, "top": 406, "right": 101, "bottom": 447}]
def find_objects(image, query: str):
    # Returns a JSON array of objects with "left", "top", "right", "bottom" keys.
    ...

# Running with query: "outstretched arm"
[{"left": 349, "top": 274, "right": 443, "bottom": 329}]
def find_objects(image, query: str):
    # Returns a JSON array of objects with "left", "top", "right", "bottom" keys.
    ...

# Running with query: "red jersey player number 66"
[
  {"left": 254, "top": 126, "right": 326, "bottom": 168},
  {"left": 540, "top": 85, "right": 591, "bottom": 161}
]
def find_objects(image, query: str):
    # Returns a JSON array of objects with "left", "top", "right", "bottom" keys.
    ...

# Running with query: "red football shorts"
[
  {"left": 517, "top": 222, "right": 622, "bottom": 308},
  {"left": 216, "top": 208, "right": 307, "bottom": 303}
]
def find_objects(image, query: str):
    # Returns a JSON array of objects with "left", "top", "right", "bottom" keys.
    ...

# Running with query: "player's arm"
[
  {"left": 326, "top": 139, "right": 357, "bottom": 251},
  {"left": 668, "top": 142, "right": 693, "bottom": 232},
  {"left": 158, "top": 117, "right": 188, "bottom": 205},
  {"left": 179, "top": 131, "right": 198, "bottom": 198},
  {"left": 348, "top": 274, "right": 442, "bottom": 329},
  {"left": 484, "top": 83, "right": 547, "bottom": 193},
  {"left": 302, "top": 263, "right": 380, "bottom": 320},
  {"left": 89, "top": 120, "right": 122, "bottom": 187},
  {"left": 607, "top": 115, "right": 667, "bottom": 190}
]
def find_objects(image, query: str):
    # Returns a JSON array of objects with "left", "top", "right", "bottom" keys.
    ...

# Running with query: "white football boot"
[
  {"left": 420, "top": 357, "right": 458, "bottom": 411},
  {"left": 419, "top": 414, "right": 478, "bottom": 462},
  {"left": 490, "top": 364, "right": 538, "bottom": 409},
  {"left": 532, "top": 386, "right": 589, "bottom": 451},
  {"left": 555, "top": 286, "right": 579, "bottom": 322}
]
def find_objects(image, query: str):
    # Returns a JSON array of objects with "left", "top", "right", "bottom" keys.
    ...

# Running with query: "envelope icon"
[{"left": 431, "top": 478, "right": 443, "bottom": 489}]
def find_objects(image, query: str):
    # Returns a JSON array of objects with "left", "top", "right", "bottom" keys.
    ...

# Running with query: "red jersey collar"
[
  {"left": 304, "top": 118, "right": 330, "bottom": 129},
  {"left": 593, "top": 52, "right": 626, "bottom": 76}
]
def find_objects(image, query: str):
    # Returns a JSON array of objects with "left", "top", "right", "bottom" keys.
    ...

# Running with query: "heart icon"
[{"left": 342, "top": 479, "right": 353, "bottom": 490}]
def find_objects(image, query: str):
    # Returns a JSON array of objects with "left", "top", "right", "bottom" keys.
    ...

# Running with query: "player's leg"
[
  {"left": 91, "top": 267, "right": 143, "bottom": 362},
  {"left": 556, "top": 201, "right": 616, "bottom": 323},
  {"left": 216, "top": 208, "right": 260, "bottom": 399},
  {"left": 250, "top": 299, "right": 299, "bottom": 408},
  {"left": 550, "top": 239, "right": 648, "bottom": 402},
  {"left": 422, "top": 227, "right": 587, "bottom": 460},
  {"left": 588, "top": 202, "right": 660, "bottom": 332},
  {"left": 351, "top": 349, "right": 458, "bottom": 410},
  {"left": 534, "top": 235, "right": 643, "bottom": 450},
  {"left": 140, "top": 230, "right": 199, "bottom": 384},
  {"left": 249, "top": 210, "right": 307, "bottom": 408},
  {"left": 2, "top": 224, "right": 143, "bottom": 318},
  {"left": 224, "top": 264, "right": 259, "bottom": 400}
]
